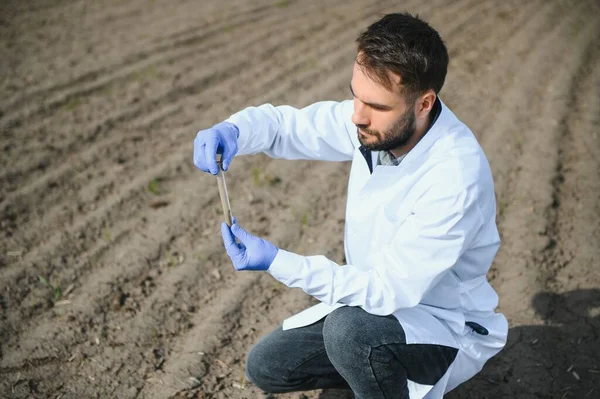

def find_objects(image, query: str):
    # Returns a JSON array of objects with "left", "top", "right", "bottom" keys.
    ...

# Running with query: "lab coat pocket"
[
  {"left": 382, "top": 203, "right": 413, "bottom": 227},
  {"left": 372, "top": 204, "right": 413, "bottom": 249}
]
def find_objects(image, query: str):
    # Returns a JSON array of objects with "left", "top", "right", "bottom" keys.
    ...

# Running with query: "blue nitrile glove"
[
  {"left": 221, "top": 217, "right": 279, "bottom": 271},
  {"left": 193, "top": 121, "right": 239, "bottom": 174}
]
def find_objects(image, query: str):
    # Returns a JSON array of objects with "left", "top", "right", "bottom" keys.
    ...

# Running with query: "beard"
[{"left": 357, "top": 105, "right": 417, "bottom": 152}]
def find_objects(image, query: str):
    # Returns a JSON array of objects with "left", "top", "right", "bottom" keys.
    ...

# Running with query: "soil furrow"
[
  {"left": 145, "top": 165, "right": 351, "bottom": 399},
  {"left": 537, "top": 39, "right": 600, "bottom": 293},
  {"left": 549, "top": 57, "right": 600, "bottom": 289},
  {"left": 0, "top": 0, "right": 330, "bottom": 190},
  {"left": 42, "top": 34, "right": 383, "bottom": 397},
  {"left": 5, "top": 0, "right": 481, "bottom": 194},
  {"left": 477, "top": 1, "right": 592, "bottom": 313},
  {"left": 439, "top": 0, "right": 581, "bottom": 289},
  {"left": 0, "top": 0, "right": 400, "bottom": 384},
  {"left": 0, "top": 0, "right": 282, "bottom": 110},
  {"left": 190, "top": 171, "right": 350, "bottom": 399},
  {"left": 0, "top": 2, "right": 349, "bottom": 256},
  {"left": 450, "top": 9, "right": 600, "bottom": 398},
  {"left": 443, "top": 0, "right": 548, "bottom": 108},
  {"left": 138, "top": 0, "right": 548, "bottom": 396},
  {"left": 0, "top": 0, "right": 401, "bottom": 285},
  {"left": 189, "top": 2, "right": 596, "bottom": 396},
  {"left": 0, "top": 0, "right": 488, "bottom": 350},
  {"left": 0, "top": 0, "right": 379, "bottom": 199},
  {"left": 86, "top": 74, "right": 361, "bottom": 369},
  {"left": 527, "top": 34, "right": 600, "bottom": 396},
  {"left": 476, "top": 0, "right": 584, "bottom": 223},
  {"left": 1, "top": 0, "right": 496, "bottom": 378},
  {"left": 0, "top": 0, "right": 299, "bottom": 131},
  {"left": 1, "top": 158, "right": 346, "bottom": 397},
  {"left": 0, "top": 0, "right": 70, "bottom": 14},
  {"left": 0, "top": 14, "right": 373, "bottom": 374}
]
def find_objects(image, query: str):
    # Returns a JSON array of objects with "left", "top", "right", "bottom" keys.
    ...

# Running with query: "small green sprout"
[{"left": 38, "top": 275, "right": 62, "bottom": 302}]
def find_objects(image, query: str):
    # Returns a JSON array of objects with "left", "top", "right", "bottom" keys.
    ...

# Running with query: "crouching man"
[{"left": 194, "top": 12, "right": 508, "bottom": 399}]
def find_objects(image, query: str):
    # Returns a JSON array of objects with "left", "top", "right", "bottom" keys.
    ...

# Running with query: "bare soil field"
[{"left": 1, "top": 0, "right": 599, "bottom": 398}]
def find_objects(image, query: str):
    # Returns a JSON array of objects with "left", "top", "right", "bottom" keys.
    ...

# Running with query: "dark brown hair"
[{"left": 356, "top": 13, "right": 449, "bottom": 100}]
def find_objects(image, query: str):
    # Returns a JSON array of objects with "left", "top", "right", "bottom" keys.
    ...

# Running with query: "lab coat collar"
[
  {"left": 359, "top": 97, "right": 452, "bottom": 174},
  {"left": 400, "top": 97, "right": 452, "bottom": 167}
]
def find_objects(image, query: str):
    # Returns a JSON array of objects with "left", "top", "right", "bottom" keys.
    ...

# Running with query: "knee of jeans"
[
  {"left": 245, "top": 343, "right": 278, "bottom": 393},
  {"left": 323, "top": 307, "right": 365, "bottom": 362}
]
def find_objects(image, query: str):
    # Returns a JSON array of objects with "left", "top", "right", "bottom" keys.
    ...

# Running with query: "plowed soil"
[{"left": 1, "top": 0, "right": 599, "bottom": 398}]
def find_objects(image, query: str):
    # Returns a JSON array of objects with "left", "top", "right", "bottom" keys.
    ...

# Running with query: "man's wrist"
[
  {"left": 231, "top": 123, "right": 239, "bottom": 138},
  {"left": 267, "top": 249, "right": 305, "bottom": 286}
]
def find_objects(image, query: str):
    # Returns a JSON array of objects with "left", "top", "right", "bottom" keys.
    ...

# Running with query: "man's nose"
[{"left": 351, "top": 102, "right": 369, "bottom": 127}]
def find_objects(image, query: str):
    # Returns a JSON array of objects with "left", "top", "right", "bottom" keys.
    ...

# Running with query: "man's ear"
[{"left": 416, "top": 90, "right": 436, "bottom": 120}]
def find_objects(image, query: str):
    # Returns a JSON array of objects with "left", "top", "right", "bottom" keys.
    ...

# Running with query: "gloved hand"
[
  {"left": 221, "top": 217, "right": 279, "bottom": 271},
  {"left": 193, "top": 121, "right": 239, "bottom": 174}
]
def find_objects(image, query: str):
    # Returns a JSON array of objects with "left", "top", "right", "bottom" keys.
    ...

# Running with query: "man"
[{"left": 193, "top": 12, "right": 507, "bottom": 399}]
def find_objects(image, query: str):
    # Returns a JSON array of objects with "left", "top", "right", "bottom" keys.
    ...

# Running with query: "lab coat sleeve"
[
  {"left": 225, "top": 100, "right": 356, "bottom": 161},
  {"left": 267, "top": 184, "right": 485, "bottom": 315}
]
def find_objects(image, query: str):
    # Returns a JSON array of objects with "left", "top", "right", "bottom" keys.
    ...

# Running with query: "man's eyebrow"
[{"left": 349, "top": 83, "right": 393, "bottom": 110}]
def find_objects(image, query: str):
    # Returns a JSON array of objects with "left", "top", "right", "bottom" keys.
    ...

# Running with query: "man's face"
[{"left": 350, "top": 61, "right": 417, "bottom": 152}]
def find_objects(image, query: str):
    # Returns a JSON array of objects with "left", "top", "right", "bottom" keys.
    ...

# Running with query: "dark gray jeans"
[{"left": 245, "top": 306, "right": 458, "bottom": 398}]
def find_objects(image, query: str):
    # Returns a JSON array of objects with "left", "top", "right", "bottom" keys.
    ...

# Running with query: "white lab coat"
[{"left": 227, "top": 99, "right": 508, "bottom": 398}]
